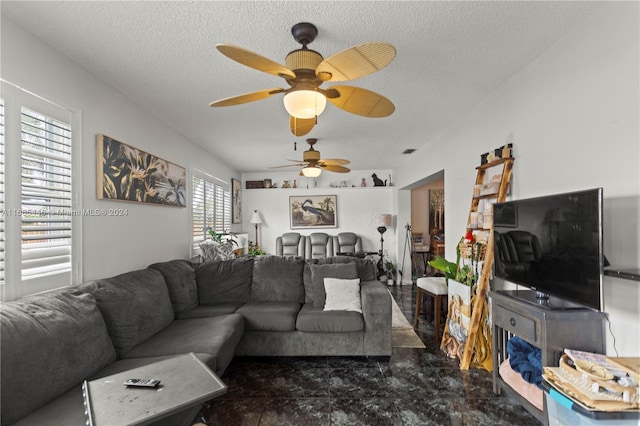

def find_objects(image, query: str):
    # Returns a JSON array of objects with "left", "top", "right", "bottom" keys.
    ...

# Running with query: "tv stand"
[
  {"left": 490, "top": 290, "right": 606, "bottom": 423},
  {"left": 499, "top": 289, "right": 588, "bottom": 310}
]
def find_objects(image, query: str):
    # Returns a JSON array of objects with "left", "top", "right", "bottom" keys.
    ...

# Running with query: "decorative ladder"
[{"left": 440, "top": 155, "right": 515, "bottom": 371}]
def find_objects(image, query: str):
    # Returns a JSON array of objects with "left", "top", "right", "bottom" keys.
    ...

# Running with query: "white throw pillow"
[{"left": 323, "top": 278, "right": 362, "bottom": 313}]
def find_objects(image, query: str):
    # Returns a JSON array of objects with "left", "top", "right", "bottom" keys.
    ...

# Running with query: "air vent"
[{"left": 402, "top": 149, "right": 416, "bottom": 154}]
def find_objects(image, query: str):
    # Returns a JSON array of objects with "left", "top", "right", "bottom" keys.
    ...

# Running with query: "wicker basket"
[{"left": 458, "top": 241, "right": 487, "bottom": 260}]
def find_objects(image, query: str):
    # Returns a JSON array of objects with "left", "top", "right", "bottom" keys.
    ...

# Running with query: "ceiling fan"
[
  {"left": 270, "top": 138, "right": 350, "bottom": 177},
  {"left": 210, "top": 22, "right": 396, "bottom": 136}
]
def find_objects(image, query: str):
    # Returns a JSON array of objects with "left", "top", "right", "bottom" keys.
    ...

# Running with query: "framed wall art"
[
  {"left": 289, "top": 195, "right": 337, "bottom": 229},
  {"left": 97, "top": 134, "right": 186, "bottom": 206},
  {"left": 232, "top": 178, "right": 242, "bottom": 223}
]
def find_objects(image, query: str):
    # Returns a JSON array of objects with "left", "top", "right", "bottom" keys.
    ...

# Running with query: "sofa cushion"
[
  {"left": 323, "top": 278, "right": 362, "bottom": 313},
  {"left": 175, "top": 302, "right": 243, "bottom": 319},
  {"left": 236, "top": 302, "right": 300, "bottom": 331},
  {"left": 78, "top": 268, "right": 174, "bottom": 358},
  {"left": 148, "top": 259, "right": 198, "bottom": 312},
  {"left": 122, "top": 314, "right": 244, "bottom": 376},
  {"left": 0, "top": 290, "right": 116, "bottom": 426},
  {"left": 308, "top": 262, "right": 359, "bottom": 308},
  {"left": 316, "top": 256, "right": 378, "bottom": 281},
  {"left": 251, "top": 255, "right": 305, "bottom": 303},
  {"left": 296, "top": 303, "right": 364, "bottom": 332},
  {"left": 196, "top": 257, "right": 253, "bottom": 304}
]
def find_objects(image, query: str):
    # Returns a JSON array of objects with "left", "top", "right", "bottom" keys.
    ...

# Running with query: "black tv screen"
[{"left": 493, "top": 188, "right": 603, "bottom": 310}]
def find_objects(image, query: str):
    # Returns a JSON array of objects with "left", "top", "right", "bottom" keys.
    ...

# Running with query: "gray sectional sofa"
[{"left": 0, "top": 255, "right": 391, "bottom": 426}]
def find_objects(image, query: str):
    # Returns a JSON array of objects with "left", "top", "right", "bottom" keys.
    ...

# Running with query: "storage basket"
[{"left": 458, "top": 241, "right": 487, "bottom": 260}]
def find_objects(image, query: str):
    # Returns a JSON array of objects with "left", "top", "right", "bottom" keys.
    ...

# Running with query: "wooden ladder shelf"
[{"left": 442, "top": 156, "right": 515, "bottom": 371}]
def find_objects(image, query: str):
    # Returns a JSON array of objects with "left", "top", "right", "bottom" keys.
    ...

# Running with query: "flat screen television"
[{"left": 492, "top": 188, "right": 603, "bottom": 311}]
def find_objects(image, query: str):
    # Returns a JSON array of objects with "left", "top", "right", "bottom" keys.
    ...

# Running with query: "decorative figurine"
[
  {"left": 282, "top": 180, "right": 291, "bottom": 188},
  {"left": 292, "top": 179, "right": 297, "bottom": 188},
  {"left": 371, "top": 173, "right": 387, "bottom": 187},
  {"left": 361, "top": 178, "right": 367, "bottom": 187}
]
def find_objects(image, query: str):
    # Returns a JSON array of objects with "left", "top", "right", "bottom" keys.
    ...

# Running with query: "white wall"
[
  {"left": 1, "top": 18, "right": 241, "bottom": 281},
  {"left": 241, "top": 170, "right": 397, "bottom": 264},
  {"left": 395, "top": 3, "right": 639, "bottom": 356}
]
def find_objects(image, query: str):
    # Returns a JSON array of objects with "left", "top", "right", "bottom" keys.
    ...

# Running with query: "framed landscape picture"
[
  {"left": 232, "top": 178, "right": 242, "bottom": 223},
  {"left": 289, "top": 195, "right": 337, "bottom": 229},
  {"left": 97, "top": 134, "right": 186, "bottom": 206}
]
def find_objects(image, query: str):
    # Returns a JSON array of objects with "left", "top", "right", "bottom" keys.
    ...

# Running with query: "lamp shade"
[
  {"left": 283, "top": 90, "right": 327, "bottom": 119},
  {"left": 250, "top": 210, "right": 262, "bottom": 224},
  {"left": 372, "top": 214, "right": 392, "bottom": 228},
  {"left": 301, "top": 166, "right": 322, "bottom": 177}
]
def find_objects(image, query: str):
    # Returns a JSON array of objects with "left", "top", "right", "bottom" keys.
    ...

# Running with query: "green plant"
[
  {"left": 428, "top": 256, "right": 457, "bottom": 280},
  {"left": 248, "top": 243, "right": 265, "bottom": 256},
  {"left": 208, "top": 230, "right": 237, "bottom": 247},
  {"left": 385, "top": 260, "right": 395, "bottom": 272}
]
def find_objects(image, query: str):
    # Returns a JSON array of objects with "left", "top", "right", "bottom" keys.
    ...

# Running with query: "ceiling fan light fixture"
[
  {"left": 283, "top": 90, "right": 326, "bottom": 119},
  {"left": 302, "top": 165, "right": 322, "bottom": 177}
]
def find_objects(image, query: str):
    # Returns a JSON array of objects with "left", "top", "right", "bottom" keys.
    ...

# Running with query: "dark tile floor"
[{"left": 203, "top": 284, "right": 541, "bottom": 425}]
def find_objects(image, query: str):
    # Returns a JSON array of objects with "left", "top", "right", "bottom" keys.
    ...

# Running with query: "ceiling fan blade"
[
  {"left": 290, "top": 116, "right": 315, "bottom": 136},
  {"left": 217, "top": 44, "right": 296, "bottom": 79},
  {"left": 320, "top": 164, "right": 351, "bottom": 173},
  {"left": 319, "top": 158, "right": 351, "bottom": 166},
  {"left": 327, "top": 85, "right": 395, "bottom": 117},
  {"left": 269, "top": 163, "right": 307, "bottom": 169},
  {"left": 316, "top": 42, "right": 396, "bottom": 82},
  {"left": 210, "top": 88, "right": 285, "bottom": 107}
]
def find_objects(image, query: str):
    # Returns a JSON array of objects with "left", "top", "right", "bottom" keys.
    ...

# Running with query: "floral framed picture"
[
  {"left": 289, "top": 195, "right": 337, "bottom": 229},
  {"left": 232, "top": 178, "right": 242, "bottom": 223},
  {"left": 97, "top": 134, "right": 186, "bottom": 206}
]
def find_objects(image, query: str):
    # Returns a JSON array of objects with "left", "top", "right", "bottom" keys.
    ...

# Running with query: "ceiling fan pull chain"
[{"left": 294, "top": 141, "right": 297, "bottom": 151}]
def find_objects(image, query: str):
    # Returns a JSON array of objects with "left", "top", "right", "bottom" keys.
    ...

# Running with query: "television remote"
[{"left": 124, "top": 378, "right": 161, "bottom": 388}]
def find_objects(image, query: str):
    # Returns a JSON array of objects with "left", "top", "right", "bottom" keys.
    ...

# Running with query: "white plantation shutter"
[
  {"left": 192, "top": 173, "right": 231, "bottom": 252},
  {"left": 1, "top": 81, "right": 80, "bottom": 300},
  {"left": 20, "top": 107, "right": 72, "bottom": 280}
]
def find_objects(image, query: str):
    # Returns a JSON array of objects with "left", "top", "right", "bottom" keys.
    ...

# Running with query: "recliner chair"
[
  {"left": 275, "top": 232, "right": 306, "bottom": 257},
  {"left": 305, "top": 232, "right": 333, "bottom": 260},
  {"left": 332, "top": 232, "right": 363, "bottom": 257}
]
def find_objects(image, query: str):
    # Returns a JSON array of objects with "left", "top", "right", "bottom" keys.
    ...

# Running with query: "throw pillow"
[
  {"left": 308, "top": 262, "right": 358, "bottom": 308},
  {"left": 323, "top": 278, "right": 362, "bottom": 313}
]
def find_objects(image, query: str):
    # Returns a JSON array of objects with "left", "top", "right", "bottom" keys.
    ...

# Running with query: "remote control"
[{"left": 124, "top": 378, "right": 161, "bottom": 388}]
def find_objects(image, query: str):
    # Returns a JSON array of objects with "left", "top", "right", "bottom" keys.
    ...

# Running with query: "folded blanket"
[{"left": 507, "top": 336, "right": 542, "bottom": 386}]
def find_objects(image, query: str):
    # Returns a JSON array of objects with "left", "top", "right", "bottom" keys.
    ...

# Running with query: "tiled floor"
[{"left": 203, "top": 284, "right": 541, "bottom": 425}]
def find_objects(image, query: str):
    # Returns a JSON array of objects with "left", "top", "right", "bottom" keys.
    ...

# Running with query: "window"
[
  {"left": 191, "top": 172, "right": 231, "bottom": 254},
  {"left": 1, "top": 82, "right": 80, "bottom": 300}
]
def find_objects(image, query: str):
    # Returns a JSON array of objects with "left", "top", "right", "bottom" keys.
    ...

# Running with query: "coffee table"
[{"left": 83, "top": 353, "right": 227, "bottom": 426}]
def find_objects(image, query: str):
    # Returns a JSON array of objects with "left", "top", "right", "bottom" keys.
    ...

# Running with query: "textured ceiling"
[{"left": 2, "top": 1, "right": 602, "bottom": 173}]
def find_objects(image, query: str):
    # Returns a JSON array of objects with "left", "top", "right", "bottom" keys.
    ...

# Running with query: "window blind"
[
  {"left": 192, "top": 174, "right": 231, "bottom": 250},
  {"left": 20, "top": 107, "right": 72, "bottom": 280}
]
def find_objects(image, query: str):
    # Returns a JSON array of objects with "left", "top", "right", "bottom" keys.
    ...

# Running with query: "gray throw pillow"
[
  {"left": 148, "top": 259, "right": 198, "bottom": 312},
  {"left": 308, "top": 262, "right": 358, "bottom": 308},
  {"left": 196, "top": 257, "right": 254, "bottom": 304}
]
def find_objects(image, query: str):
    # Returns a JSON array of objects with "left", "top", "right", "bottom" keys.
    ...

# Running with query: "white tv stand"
[{"left": 490, "top": 290, "right": 606, "bottom": 423}]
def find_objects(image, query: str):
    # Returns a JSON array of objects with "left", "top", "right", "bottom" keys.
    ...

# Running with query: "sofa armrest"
[{"left": 360, "top": 280, "right": 392, "bottom": 356}]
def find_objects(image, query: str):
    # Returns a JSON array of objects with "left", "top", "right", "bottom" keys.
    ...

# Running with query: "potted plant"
[
  {"left": 247, "top": 242, "right": 266, "bottom": 257},
  {"left": 385, "top": 260, "right": 396, "bottom": 285}
]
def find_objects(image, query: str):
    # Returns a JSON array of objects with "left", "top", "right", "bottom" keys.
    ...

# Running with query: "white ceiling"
[{"left": 2, "top": 1, "right": 603, "bottom": 173}]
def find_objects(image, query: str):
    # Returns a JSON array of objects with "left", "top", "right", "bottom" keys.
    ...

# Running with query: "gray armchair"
[
  {"left": 333, "top": 232, "right": 363, "bottom": 256},
  {"left": 275, "top": 232, "right": 306, "bottom": 257},
  {"left": 305, "top": 232, "right": 333, "bottom": 259}
]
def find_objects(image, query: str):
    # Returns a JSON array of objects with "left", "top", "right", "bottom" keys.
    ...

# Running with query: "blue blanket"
[{"left": 507, "top": 336, "right": 542, "bottom": 386}]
